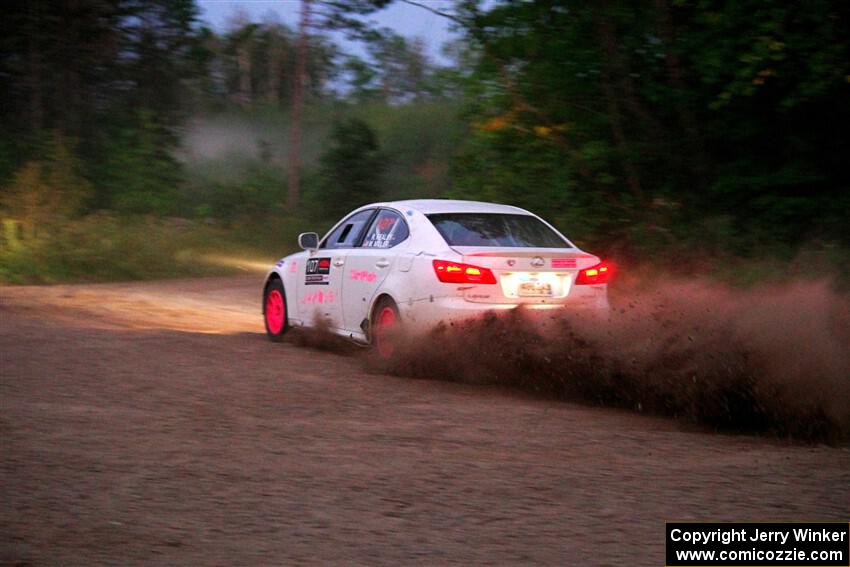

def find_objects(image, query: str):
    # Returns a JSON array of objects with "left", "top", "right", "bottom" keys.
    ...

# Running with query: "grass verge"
[{"left": 0, "top": 213, "right": 317, "bottom": 284}]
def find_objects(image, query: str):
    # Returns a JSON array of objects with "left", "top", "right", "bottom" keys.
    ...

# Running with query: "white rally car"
[{"left": 262, "top": 199, "right": 612, "bottom": 356}]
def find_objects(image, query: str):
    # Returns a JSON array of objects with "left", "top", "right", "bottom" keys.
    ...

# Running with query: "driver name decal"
[{"left": 305, "top": 257, "right": 331, "bottom": 285}]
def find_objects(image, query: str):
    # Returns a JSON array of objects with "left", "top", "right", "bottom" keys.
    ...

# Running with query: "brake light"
[
  {"left": 432, "top": 259, "right": 497, "bottom": 284},
  {"left": 575, "top": 261, "right": 613, "bottom": 285}
]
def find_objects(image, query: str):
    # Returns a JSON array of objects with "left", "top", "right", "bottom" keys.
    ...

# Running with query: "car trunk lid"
[{"left": 453, "top": 247, "right": 600, "bottom": 304}]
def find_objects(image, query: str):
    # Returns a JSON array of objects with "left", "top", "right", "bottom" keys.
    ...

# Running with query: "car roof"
[{"left": 372, "top": 199, "right": 532, "bottom": 215}]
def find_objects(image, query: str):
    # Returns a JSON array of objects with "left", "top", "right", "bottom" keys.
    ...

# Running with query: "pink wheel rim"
[
  {"left": 265, "top": 289, "right": 285, "bottom": 334},
  {"left": 375, "top": 306, "right": 397, "bottom": 358}
]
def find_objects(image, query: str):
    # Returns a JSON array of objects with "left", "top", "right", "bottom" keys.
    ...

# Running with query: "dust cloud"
[
  {"left": 285, "top": 315, "right": 360, "bottom": 354},
  {"left": 179, "top": 115, "right": 327, "bottom": 169},
  {"left": 379, "top": 279, "right": 850, "bottom": 442}
]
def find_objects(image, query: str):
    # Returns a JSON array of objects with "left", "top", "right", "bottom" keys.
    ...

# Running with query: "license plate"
[{"left": 518, "top": 279, "right": 553, "bottom": 297}]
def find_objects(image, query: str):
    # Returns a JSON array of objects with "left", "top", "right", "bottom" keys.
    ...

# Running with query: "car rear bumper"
[{"left": 399, "top": 290, "right": 609, "bottom": 330}]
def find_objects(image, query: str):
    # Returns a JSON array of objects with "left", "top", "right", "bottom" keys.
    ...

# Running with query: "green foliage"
[
  {"left": 355, "top": 101, "right": 465, "bottom": 200},
  {"left": 1, "top": 0, "right": 849, "bottom": 284},
  {"left": 197, "top": 162, "right": 287, "bottom": 221},
  {"left": 92, "top": 112, "right": 182, "bottom": 215},
  {"left": 344, "top": 56, "right": 382, "bottom": 103},
  {"left": 179, "top": 101, "right": 464, "bottom": 223},
  {"left": 311, "top": 117, "right": 385, "bottom": 220},
  {"left": 1, "top": 133, "right": 92, "bottom": 233},
  {"left": 0, "top": 136, "right": 18, "bottom": 186},
  {"left": 343, "top": 28, "right": 470, "bottom": 103},
  {"left": 450, "top": 0, "right": 850, "bottom": 256}
]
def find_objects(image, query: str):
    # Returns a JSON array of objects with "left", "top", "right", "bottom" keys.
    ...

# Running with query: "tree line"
[{"left": 1, "top": 0, "right": 848, "bottom": 264}]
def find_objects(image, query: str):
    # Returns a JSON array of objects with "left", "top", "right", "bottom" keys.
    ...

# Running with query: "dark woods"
[{"left": 1, "top": 0, "right": 848, "bottom": 282}]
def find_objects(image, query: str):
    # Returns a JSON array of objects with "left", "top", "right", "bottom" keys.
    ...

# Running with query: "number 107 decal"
[{"left": 305, "top": 257, "right": 331, "bottom": 285}]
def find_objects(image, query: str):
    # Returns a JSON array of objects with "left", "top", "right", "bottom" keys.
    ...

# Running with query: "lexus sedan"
[{"left": 263, "top": 199, "right": 612, "bottom": 356}]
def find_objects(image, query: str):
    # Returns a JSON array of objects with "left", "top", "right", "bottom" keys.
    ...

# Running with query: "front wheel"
[
  {"left": 372, "top": 298, "right": 401, "bottom": 359},
  {"left": 263, "top": 279, "right": 288, "bottom": 341}
]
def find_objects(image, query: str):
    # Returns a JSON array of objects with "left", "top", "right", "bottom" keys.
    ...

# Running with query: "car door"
[
  {"left": 341, "top": 208, "right": 410, "bottom": 334},
  {"left": 295, "top": 208, "right": 376, "bottom": 330}
]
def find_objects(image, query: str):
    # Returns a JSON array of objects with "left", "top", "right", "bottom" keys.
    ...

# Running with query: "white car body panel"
[{"left": 263, "top": 199, "right": 610, "bottom": 343}]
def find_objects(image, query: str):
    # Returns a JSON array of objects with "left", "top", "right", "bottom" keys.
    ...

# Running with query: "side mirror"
[{"left": 298, "top": 232, "right": 319, "bottom": 251}]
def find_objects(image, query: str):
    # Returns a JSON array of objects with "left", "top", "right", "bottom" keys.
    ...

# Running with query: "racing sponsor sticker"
[
  {"left": 305, "top": 257, "right": 331, "bottom": 285},
  {"left": 350, "top": 269, "right": 377, "bottom": 282},
  {"left": 551, "top": 258, "right": 577, "bottom": 269},
  {"left": 301, "top": 290, "right": 335, "bottom": 304}
]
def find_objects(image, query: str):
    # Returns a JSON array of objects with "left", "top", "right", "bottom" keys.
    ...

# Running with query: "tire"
[
  {"left": 371, "top": 297, "right": 401, "bottom": 359},
  {"left": 263, "top": 278, "right": 288, "bottom": 341}
]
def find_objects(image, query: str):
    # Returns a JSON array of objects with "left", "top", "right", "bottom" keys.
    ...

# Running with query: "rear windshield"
[{"left": 427, "top": 213, "right": 568, "bottom": 248}]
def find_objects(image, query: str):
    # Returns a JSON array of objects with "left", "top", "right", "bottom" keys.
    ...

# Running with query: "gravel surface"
[{"left": 2, "top": 277, "right": 848, "bottom": 566}]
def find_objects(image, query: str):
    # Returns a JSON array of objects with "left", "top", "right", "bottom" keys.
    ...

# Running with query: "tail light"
[
  {"left": 575, "top": 261, "right": 613, "bottom": 285},
  {"left": 432, "top": 259, "right": 497, "bottom": 285}
]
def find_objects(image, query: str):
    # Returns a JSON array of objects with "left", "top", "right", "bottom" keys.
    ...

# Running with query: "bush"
[
  {"left": 311, "top": 117, "right": 385, "bottom": 220},
  {"left": 1, "top": 133, "right": 92, "bottom": 235}
]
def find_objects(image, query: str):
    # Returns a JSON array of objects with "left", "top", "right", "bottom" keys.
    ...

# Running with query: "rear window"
[{"left": 427, "top": 213, "right": 568, "bottom": 248}]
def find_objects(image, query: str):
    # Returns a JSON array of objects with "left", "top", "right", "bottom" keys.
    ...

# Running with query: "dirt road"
[{"left": 2, "top": 277, "right": 848, "bottom": 566}]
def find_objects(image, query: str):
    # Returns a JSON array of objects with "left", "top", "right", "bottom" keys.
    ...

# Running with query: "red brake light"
[
  {"left": 575, "top": 261, "right": 614, "bottom": 285},
  {"left": 432, "top": 259, "right": 497, "bottom": 285}
]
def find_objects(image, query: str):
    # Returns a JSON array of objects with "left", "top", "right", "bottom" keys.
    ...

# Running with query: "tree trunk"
[
  {"left": 595, "top": 12, "right": 645, "bottom": 206},
  {"left": 28, "top": 2, "right": 43, "bottom": 132},
  {"left": 267, "top": 35, "right": 282, "bottom": 104},
  {"left": 236, "top": 43, "right": 252, "bottom": 107},
  {"left": 654, "top": 0, "right": 709, "bottom": 189},
  {"left": 58, "top": 0, "right": 81, "bottom": 136},
  {"left": 287, "top": 0, "right": 311, "bottom": 212}
]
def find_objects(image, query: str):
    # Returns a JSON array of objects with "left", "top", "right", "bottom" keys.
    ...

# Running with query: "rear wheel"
[
  {"left": 372, "top": 298, "right": 401, "bottom": 359},
  {"left": 263, "top": 279, "right": 288, "bottom": 341}
]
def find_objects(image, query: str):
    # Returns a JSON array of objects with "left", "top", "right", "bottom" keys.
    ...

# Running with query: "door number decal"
[{"left": 305, "top": 257, "right": 331, "bottom": 285}]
